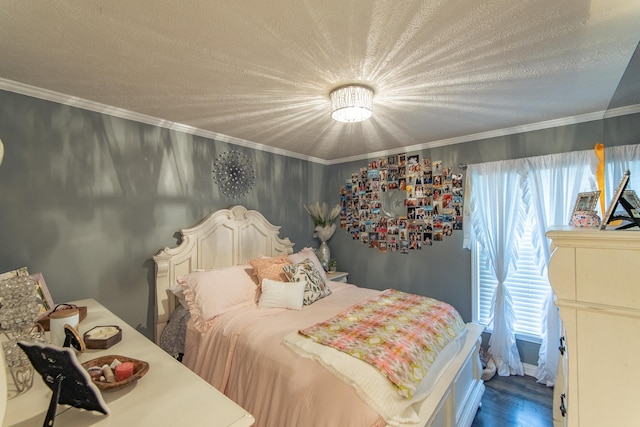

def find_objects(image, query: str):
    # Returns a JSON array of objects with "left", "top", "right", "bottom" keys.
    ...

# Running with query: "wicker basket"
[{"left": 81, "top": 355, "right": 149, "bottom": 392}]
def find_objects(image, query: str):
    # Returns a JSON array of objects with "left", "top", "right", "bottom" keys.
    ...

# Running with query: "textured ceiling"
[{"left": 1, "top": 1, "right": 640, "bottom": 162}]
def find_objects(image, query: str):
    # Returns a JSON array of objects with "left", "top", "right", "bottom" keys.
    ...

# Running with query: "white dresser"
[
  {"left": 3, "top": 298, "right": 255, "bottom": 427},
  {"left": 547, "top": 227, "right": 640, "bottom": 427}
]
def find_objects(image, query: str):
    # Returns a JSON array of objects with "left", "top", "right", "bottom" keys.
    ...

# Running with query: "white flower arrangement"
[
  {"left": 304, "top": 202, "right": 341, "bottom": 227},
  {"left": 304, "top": 202, "right": 341, "bottom": 242},
  {"left": 314, "top": 223, "right": 336, "bottom": 242}
]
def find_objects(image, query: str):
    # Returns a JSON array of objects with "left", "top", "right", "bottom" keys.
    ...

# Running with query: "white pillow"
[{"left": 258, "top": 278, "right": 305, "bottom": 310}]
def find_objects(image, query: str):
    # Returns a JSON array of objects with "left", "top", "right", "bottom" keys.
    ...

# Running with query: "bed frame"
[{"left": 153, "top": 205, "right": 484, "bottom": 427}]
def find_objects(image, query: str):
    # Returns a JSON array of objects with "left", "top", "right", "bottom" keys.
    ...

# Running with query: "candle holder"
[{"left": 0, "top": 267, "right": 48, "bottom": 394}]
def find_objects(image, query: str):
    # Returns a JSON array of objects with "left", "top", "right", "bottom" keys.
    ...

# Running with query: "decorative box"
[
  {"left": 83, "top": 325, "right": 123, "bottom": 349},
  {"left": 571, "top": 210, "right": 601, "bottom": 228}
]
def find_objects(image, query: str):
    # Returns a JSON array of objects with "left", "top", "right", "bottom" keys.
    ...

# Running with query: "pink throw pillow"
[{"left": 178, "top": 264, "right": 257, "bottom": 332}]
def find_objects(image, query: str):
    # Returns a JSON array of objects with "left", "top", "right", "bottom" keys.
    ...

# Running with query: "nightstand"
[{"left": 326, "top": 271, "right": 349, "bottom": 283}]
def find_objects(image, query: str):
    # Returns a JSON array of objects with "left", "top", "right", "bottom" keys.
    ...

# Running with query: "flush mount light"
[{"left": 329, "top": 84, "right": 374, "bottom": 123}]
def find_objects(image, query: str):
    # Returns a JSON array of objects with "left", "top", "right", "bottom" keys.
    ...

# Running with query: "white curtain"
[
  {"left": 604, "top": 144, "right": 640, "bottom": 206},
  {"left": 468, "top": 160, "right": 527, "bottom": 377},
  {"left": 526, "top": 150, "right": 598, "bottom": 386},
  {"left": 465, "top": 143, "right": 640, "bottom": 383}
]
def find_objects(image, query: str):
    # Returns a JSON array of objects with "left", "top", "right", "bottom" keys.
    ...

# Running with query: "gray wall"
[
  {"left": 327, "top": 113, "right": 639, "bottom": 365},
  {"left": 1, "top": 87, "right": 638, "bottom": 367},
  {"left": 0, "top": 89, "right": 325, "bottom": 339}
]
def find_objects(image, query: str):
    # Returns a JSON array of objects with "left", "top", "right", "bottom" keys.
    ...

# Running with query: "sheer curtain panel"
[
  {"left": 604, "top": 144, "right": 640, "bottom": 205},
  {"left": 468, "top": 160, "right": 527, "bottom": 377},
  {"left": 526, "top": 150, "right": 598, "bottom": 386}
]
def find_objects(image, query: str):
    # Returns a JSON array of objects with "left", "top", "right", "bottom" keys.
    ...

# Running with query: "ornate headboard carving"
[{"left": 153, "top": 205, "right": 294, "bottom": 343}]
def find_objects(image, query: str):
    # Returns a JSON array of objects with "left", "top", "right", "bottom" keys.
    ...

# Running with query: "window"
[
  {"left": 468, "top": 144, "right": 639, "bottom": 380},
  {"left": 470, "top": 149, "right": 599, "bottom": 344},
  {"left": 474, "top": 211, "right": 549, "bottom": 342}
]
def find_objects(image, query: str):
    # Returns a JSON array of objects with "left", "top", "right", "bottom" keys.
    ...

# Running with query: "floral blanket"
[{"left": 298, "top": 289, "right": 465, "bottom": 399}]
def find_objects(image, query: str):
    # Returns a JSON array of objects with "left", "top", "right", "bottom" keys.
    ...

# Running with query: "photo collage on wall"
[{"left": 339, "top": 154, "right": 464, "bottom": 254}]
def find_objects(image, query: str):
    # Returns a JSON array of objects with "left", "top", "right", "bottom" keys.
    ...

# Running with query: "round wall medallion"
[
  {"left": 381, "top": 189, "right": 407, "bottom": 217},
  {"left": 212, "top": 150, "right": 256, "bottom": 198}
]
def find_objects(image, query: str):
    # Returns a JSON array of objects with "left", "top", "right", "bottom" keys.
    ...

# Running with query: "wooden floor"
[{"left": 471, "top": 374, "right": 554, "bottom": 427}]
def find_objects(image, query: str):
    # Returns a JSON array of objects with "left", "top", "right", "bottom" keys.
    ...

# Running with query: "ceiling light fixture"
[{"left": 330, "top": 84, "right": 374, "bottom": 123}]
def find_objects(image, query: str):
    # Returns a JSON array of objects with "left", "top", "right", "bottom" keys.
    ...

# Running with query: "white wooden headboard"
[{"left": 153, "top": 205, "right": 295, "bottom": 343}]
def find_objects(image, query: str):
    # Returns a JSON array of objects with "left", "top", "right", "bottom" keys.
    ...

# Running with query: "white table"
[{"left": 3, "top": 298, "right": 255, "bottom": 427}]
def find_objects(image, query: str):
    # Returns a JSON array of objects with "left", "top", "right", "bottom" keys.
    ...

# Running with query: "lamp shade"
[{"left": 330, "top": 85, "right": 373, "bottom": 123}]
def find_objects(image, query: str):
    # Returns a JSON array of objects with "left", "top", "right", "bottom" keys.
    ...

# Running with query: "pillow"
[
  {"left": 169, "top": 269, "right": 208, "bottom": 309},
  {"left": 169, "top": 279, "right": 189, "bottom": 309},
  {"left": 288, "top": 247, "right": 328, "bottom": 282},
  {"left": 249, "top": 255, "right": 292, "bottom": 285},
  {"left": 178, "top": 264, "right": 257, "bottom": 332},
  {"left": 283, "top": 258, "right": 332, "bottom": 305},
  {"left": 258, "top": 278, "right": 305, "bottom": 310},
  {"left": 257, "top": 262, "right": 290, "bottom": 283}
]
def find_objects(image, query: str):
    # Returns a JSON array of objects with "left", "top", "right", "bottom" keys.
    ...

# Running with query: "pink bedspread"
[{"left": 183, "top": 282, "right": 386, "bottom": 427}]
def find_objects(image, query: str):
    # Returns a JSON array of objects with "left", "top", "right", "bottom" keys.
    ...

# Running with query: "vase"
[
  {"left": 0, "top": 268, "right": 47, "bottom": 394},
  {"left": 316, "top": 241, "right": 331, "bottom": 272}
]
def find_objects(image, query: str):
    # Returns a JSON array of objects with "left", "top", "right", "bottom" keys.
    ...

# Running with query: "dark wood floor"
[{"left": 471, "top": 374, "right": 554, "bottom": 427}]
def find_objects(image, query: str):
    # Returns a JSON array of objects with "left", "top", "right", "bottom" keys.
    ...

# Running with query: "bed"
[{"left": 153, "top": 205, "right": 484, "bottom": 427}]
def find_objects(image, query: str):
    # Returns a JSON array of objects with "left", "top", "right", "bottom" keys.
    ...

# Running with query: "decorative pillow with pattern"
[
  {"left": 283, "top": 258, "right": 332, "bottom": 305},
  {"left": 288, "top": 247, "right": 328, "bottom": 283}
]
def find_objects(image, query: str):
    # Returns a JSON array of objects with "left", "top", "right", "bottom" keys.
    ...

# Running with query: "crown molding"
[
  {"left": 326, "top": 109, "right": 620, "bottom": 165},
  {"left": 2, "top": 78, "right": 638, "bottom": 167},
  {"left": 603, "top": 103, "right": 640, "bottom": 119},
  {"left": 0, "top": 78, "right": 326, "bottom": 165}
]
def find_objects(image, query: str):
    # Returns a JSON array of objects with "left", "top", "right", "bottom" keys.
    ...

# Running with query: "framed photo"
[
  {"left": 31, "top": 272, "right": 54, "bottom": 317},
  {"left": 622, "top": 190, "right": 640, "bottom": 211},
  {"left": 571, "top": 191, "right": 600, "bottom": 216},
  {"left": 601, "top": 170, "right": 630, "bottom": 229},
  {"left": 610, "top": 189, "right": 640, "bottom": 224}
]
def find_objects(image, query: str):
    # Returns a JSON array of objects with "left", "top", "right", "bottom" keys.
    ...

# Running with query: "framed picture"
[
  {"left": 571, "top": 191, "right": 600, "bottom": 216},
  {"left": 31, "top": 272, "right": 54, "bottom": 317},
  {"left": 622, "top": 190, "right": 640, "bottom": 211},
  {"left": 609, "top": 189, "right": 640, "bottom": 226},
  {"left": 601, "top": 170, "right": 630, "bottom": 229}
]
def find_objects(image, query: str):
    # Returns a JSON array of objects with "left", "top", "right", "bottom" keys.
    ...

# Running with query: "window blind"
[{"left": 476, "top": 214, "right": 549, "bottom": 341}]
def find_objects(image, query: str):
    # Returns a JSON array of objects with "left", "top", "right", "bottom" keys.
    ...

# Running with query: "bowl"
[{"left": 81, "top": 355, "right": 149, "bottom": 392}]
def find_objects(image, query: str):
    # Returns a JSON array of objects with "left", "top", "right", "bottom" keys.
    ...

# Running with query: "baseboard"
[{"left": 523, "top": 363, "right": 537, "bottom": 377}]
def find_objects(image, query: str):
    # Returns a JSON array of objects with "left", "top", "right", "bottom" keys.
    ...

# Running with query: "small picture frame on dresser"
[
  {"left": 622, "top": 190, "right": 640, "bottom": 213},
  {"left": 570, "top": 191, "right": 601, "bottom": 227},
  {"left": 571, "top": 191, "right": 600, "bottom": 216},
  {"left": 601, "top": 171, "right": 631, "bottom": 229}
]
